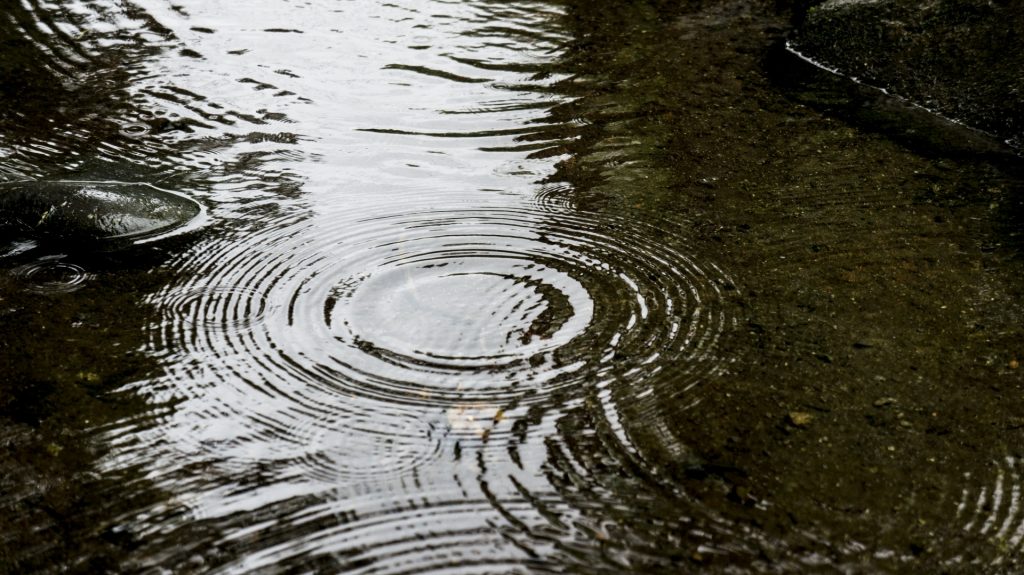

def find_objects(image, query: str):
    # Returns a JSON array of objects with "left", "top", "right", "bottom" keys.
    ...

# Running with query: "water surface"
[{"left": 1, "top": 0, "right": 1022, "bottom": 573}]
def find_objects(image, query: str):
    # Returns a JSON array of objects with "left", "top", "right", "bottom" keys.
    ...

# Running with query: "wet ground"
[{"left": 1, "top": 0, "right": 1022, "bottom": 573}]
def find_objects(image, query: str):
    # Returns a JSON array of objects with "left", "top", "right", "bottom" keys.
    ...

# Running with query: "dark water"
[{"left": 1, "top": 0, "right": 1022, "bottom": 573}]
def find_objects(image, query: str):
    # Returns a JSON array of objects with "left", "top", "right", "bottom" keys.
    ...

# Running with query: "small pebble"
[
  {"left": 787, "top": 411, "right": 814, "bottom": 428},
  {"left": 874, "top": 397, "right": 896, "bottom": 407}
]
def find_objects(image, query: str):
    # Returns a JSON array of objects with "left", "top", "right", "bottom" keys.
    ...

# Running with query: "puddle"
[{"left": 0, "top": 0, "right": 1022, "bottom": 573}]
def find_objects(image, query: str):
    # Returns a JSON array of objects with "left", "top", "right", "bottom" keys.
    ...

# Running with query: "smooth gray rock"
[
  {"left": 792, "top": 0, "right": 1024, "bottom": 150},
  {"left": 0, "top": 181, "right": 202, "bottom": 243}
]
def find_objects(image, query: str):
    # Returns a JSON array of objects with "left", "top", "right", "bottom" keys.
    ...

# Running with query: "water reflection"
[
  {"left": 152, "top": 207, "right": 730, "bottom": 406},
  {"left": 3, "top": 0, "right": 1021, "bottom": 572},
  {"left": 71, "top": 0, "right": 738, "bottom": 571},
  {"left": 0, "top": 0, "right": 299, "bottom": 571}
]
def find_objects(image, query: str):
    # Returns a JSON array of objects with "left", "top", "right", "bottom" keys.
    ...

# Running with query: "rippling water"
[
  {"left": 0, "top": 0, "right": 737, "bottom": 571},
  {"left": 2, "top": 0, "right": 1023, "bottom": 573}
]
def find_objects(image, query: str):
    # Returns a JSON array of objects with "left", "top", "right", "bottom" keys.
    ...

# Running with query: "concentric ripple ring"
[
  {"left": 12, "top": 257, "right": 91, "bottom": 294},
  {"left": 157, "top": 206, "right": 735, "bottom": 408}
]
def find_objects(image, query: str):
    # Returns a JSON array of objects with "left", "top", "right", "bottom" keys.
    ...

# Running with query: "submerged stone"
[
  {"left": 0, "top": 181, "right": 202, "bottom": 243},
  {"left": 792, "top": 0, "right": 1024, "bottom": 150}
]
